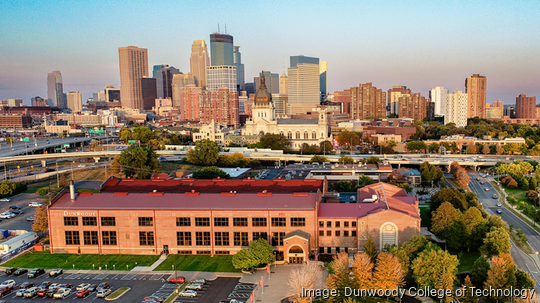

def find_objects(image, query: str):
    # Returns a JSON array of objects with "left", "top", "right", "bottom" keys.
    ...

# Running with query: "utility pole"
[{"left": 56, "top": 161, "right": 59, "bottom": 188}]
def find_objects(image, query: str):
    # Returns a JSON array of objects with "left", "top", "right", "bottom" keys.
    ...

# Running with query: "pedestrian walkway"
[{"left": 130, "top": 253, "right": 168, "bottom": 272}]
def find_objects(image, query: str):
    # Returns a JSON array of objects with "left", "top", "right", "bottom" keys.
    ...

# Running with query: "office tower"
[
  {"left": 515, "top": 94, "right": 537, "bottom": 119},
  {"left": 349, "top": 83, "right": 386, "bottom": 120},
  {"left": 190, "top": 40, "right": 210, "bottom": 87},
  {"left": 104, "top": 85, "right": 121, "bottom": 102},
  {"left": 334, "top": 89, "right": 351, "bottom": 115},
  {"left": 288, "top": 55, "right": 320, "bottom": 114},
  {"left": 207, "top": 65, "right": 237, "bottom": 91},
  {"left": 387, "top": 86, "right": 410, "bottom": 116},
  {"left": 118, "top": 46, "right": 149, "bottom": 109},
  {"left": 245, "top": 83, "right": 255, "bottom": 95},
  {"left": 210, "top": 33, "right": 234, "bottom": 66},
  {"left": 254, "top": 71, "right": 279, "bottom": 95},
  {"left": 199, "top": 87, "right": 239, "bottom": 128},
  {"left": 140, "top": 77, "right": 157, "bottom": 110},
  {"left": 426, "top": 101, "right": 435, "bottom": 121},
  {"left": 152, "top": 65, "right": 165, "bottom": 78},
  {"left": 503, "top": 105, "right": 515, "bottom": 118},
  {"left": 66, "top": 91, "right": 82, "bottom": 113},
  {"left": 155, "top": 65, "right": 180, "bottom": 99},
  {"left": 398, "top": 93, "right": 428, "bottom": 121},
  {"left": 465, "top": 74, "right": 487, "bottom": 118},
  {"left": 239, "top": 91, "right": 247, "bottom": 113},
  {"left": 31, "top": 96, "right": 48, "bottom": 107},
  {"left": 47, "top": 70, "right": 66, "bottom": 108},
  {"left": 172, "top": 73, "right": 196, "bottom": 108},
  {"left": 430, "top": 86, "right": 448, "bottom": 116},
  {"left": 445, "top": 91, "right": 468, "bottom": 127},
  {"left": 233, "top": 46, "right": 245, "bottom": 91},
  {"left": 319, "top": 61, "right": 327, "bottom": 101},
  {"left": 273, "top": 94, "right": 289, "bottom": 116},
  {"left": 7, "top": 99, "right": 23, "bottom": 107},
  {"left": 280, "top": 73, "right": 288, "bottom": 95}
]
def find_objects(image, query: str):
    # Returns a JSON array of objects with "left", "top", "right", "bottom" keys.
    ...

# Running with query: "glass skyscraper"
[{"left": 210, "top": 33, "right": 234, "bottom": 66}]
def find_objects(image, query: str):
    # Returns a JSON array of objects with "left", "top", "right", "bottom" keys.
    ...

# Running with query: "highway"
[
  {"left": 0, "top": 136, "right": 92, "bottom": 157},
  {"left": 468, "top": 172, "right": 540, "bottom": 291}
]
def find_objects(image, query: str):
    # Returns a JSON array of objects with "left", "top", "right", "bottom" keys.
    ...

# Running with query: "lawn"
[
  {"left": 153, "top": 255, "right": 240, "bottom": 273},
  {"left": 419, "top": 206, "right": 431, "bottom": 228},
  {"left": 2, "top": 251, "right": 159, "bottom": 270},
  {"left": 455, "top": 250, "right": 481, "bottom": 273}
]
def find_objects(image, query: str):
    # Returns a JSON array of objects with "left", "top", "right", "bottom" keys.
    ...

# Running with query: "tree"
[
  {"left": 515, "top": 268, "right": 535, "bottom": 291},
  {"left": 37, "top": 188, "right": 49, "bottom": 197},
  {"left": 5, "top": 137, "right": 14, "bottom": 144},
  {"left": 310, "top": 155, "right": 328, "bottom": 164},
  {"left": 387, "top": 140, "right": 397, "bottom": 149},
  {"left": 300, "top": 143, "right": 321, "bottom": 154},
  {"left": 352, "top": 253, "right": 373, "bottom": 290},
  {"left": 496, "top": 143, "right": 503, "bottom": 155},
  {"left": 467, "top": 143, "right": 478, "bottom": 154},
  {"left": 288, "top": 263, "right": 321, "bottom": 303},
  {"left": 455, "top": 168, "right": 471, "bottom": 188},
  {"left": 186, "top": 139, "right": 221, "bottom": 165},
  {"left": 336, "top": 180, "right": 354, "bottom": 192},
  {"left": 0, "top": 180, "right": 16, "bottom": 197},
  {"left": 483, "top": 143, "right": 491, "bottom": 155},
  {"left": 481, "top": 227, "right": 511, "bottom": 257},
  {"left": 485, "top": 254, "right": 516, "bottom": 302},
  {"left": 428, "top": 142, "right": 440, "bottom": 153},
  {"left": 358, "top": 176, "right": 375, "bottom": 187},
  {"left": 459, "top": 276, "right": 478, "bottom": 303},
  {"left": 336, "top": 130, "right": 361, "bottom": 147},
  {"left": 32, "top": 205, "right": 48, "bottom": 235},
  {"left": 373, "top": 252, "right": 404, "bottom": 296},
  {"left": 431, "top": 202, "right": 465, "bottom": 249},
  {"left": 364, "top": 235, "right": 378, "bottom": 263},
  {"left": 463, "top": 207, "right": 486, "bottom": 250},
  {"left": 232, "top": 248, "right": 257, "bottom": 270},
  {"left": 411, "top": 249, "right": 459, "bottom": 302},
  {"left": 326, "top": 252, "right": 352, "bottom": 302},
  {"left": 319, "top": 140, "right": 333, "bottom": 153},
  {"left": 232, "top": 238, "right": 274, "bottom": 270},
  {"left": 192, "top": 166, "right": 230, "bottom": 179},
  {"left": 365, "top": 157, "right": 381, "bottom": 164},
  {"left": 471, "top": 256, "right": 490, "bottom": 288},
  {"left": 114, "top": 145, "right": 161, "bottom": 179},
  {"left": 338, "top": 156, "right": 354, "bottom": 164},
  {"left": 430, "top": 188, "right": 469, "bottom": 212},
  {"left": 259, "top": 133, "right": 291, "bottom": 150}
]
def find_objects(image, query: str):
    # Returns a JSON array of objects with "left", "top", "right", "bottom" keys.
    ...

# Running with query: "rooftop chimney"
[{"left": 69, "top": 180, "right": 75, "bottom": 202}]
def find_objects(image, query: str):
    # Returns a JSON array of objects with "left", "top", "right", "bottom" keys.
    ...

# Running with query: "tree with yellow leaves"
[
  {"left": 373, "top": 252, "right": 404, "bottom": 297},
  {"left": 326, "top": 252, "right": 352, "bottom": 302},
  {"left": 352, "top": 252, "right": 373, "bottom": 292}
]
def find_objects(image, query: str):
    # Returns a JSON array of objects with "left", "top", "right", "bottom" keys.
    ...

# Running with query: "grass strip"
[{"left": 105, "top": 287, "right": 130, "bottom": 300}]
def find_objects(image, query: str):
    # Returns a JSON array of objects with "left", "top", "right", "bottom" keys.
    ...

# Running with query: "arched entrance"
[{"left": 288, "top": 245, "right": 305, "bottom": 264}]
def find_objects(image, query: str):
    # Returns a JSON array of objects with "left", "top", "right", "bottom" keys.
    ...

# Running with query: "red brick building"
[
  {"left": 515, "top": 94, "right": 537, "bottom": 119},
  {"left": 48, "top": 179, "right": 420, "bottom": 262},
  {"left": 200, "top": 88, "right": 239, "bottom": 128}
]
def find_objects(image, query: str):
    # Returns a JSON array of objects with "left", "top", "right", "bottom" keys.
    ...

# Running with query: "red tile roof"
[
  {"left": 100, "top": 177, "right": 323, "bottom": 194},
  {"left": 50, "top": 192, "right": 318, "bottom": 211}
]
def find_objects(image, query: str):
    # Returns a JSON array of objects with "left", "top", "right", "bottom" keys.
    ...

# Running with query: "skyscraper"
[
  {"left": 207, "top": 66, "right": 237, "bottom": 92},
  {"left": 190, "top": 40, "right": 210, "bottom": 88},
  {"left": 350, "top": 83, "right": 386, "bottom": 120},
  {"left": 178, "top": 85, "right": 201, "bottom": 120},
  {"left": 47, "top": 70, "right": 66, "bottom": 108},
  {"left": 387, "top": 86, "right": 410, "bottom": 116},
  {"left": 279, "top": 73, "right": 288, "bottom": 95},
  {"left": 200, "top": 87, "right": 239, "bottom": 128},
  {"left": 515, "top": 94, "right": 537, "bottom": 119},
  {"left": 398, "top": 93, "right": 428, "bottom": 121},
  {"left": 233, "top": 46, "right": 245, "bottom": 91},
  {"left": 430, "top": 86, "right": 448, "bottom": 117},
  {"left": 141, "top": 77, "right": 157, "bottom": 110},
  {"left": 288, "top": 55, "right": 320, "bottom": 114},
  {"left": 118, "top": 46, "right": 149, "bottom": 109},
  {"left": 465, "top": 74, "right": 487, "bottom": 118},
  {"left": 319, "top": 61, "right": 327, "bottom": 101},
  {"left": 254, "top": 71, "right": 279, "bottom": 94},
  {"left": 66, "top": 91, "right": 82, "bottom": 113},
  {"left": 155, "top": 65, "right": 180, "bottom": 99},
  {"left": 172, "top": 73, "right": 196, "bottom": 108},
  {"left": 445, "top": 91, "right": 468, "bottom": 127},
  {"left": 210, "top": 33, "right": 234, "bottom": 66},
  {"left": 152, "top": 65, "right": 165, "bottom": 78}
]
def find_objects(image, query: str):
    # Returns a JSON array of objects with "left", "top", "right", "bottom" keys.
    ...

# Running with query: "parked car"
[
  {"left": 0, "top": 286, "right": 13, "bottom": 297},
  {"left": 185, "top": 283, "right": 203, "bottom": 290},
  {"left": 59, "top": 283, "right": 73, "bottom": 289},
  {"left": 13, "top": 268, "right": 28, "bottom": 276},
  {"left": 76, "top": 283, "right": 91, "bottom": 291},
  {"left": 168, "top": 276, "right": 185, "bottom": 284},
  {"left": 23, "top": 286, "right": 40, "bottom": 298},
  {"left": 0, "top": 198, "right": 11, "bottom": 202},
  {"left": 53, "top": 288, "right": 71, "bottom": 299},
  {"left": 36, "top": 288, "right": 49, "bottom": 297},
  {"left": 178, "top": 290, "right": 197, "bottom": 297},
  {"left": 0, "top": 281, "right": 15, "bottom": 288},
  {"left": 18, "top": 282, "right": 34, "bottom": 289},
  {"left": 143, "top": 296, "right": 164, "bottom": 302},
  {"left": 26, "top": 216, "right": 35, "bottom": 221},
  {"left": 16, "top": 288, "right": 26, "bottom": 297},
  {"left": 10, "top": 209, "right": 23, "bottom": 214},
  {"left": 191, "top": 278, "right": 207, "bottom": 284},
  {"left": 0, "top": 213, "right": 11, "bottom": 219},
  {"left": 4, "top": 267, "right": 18, "bottom": 275},
  {"left": 39, "top": 281, "right": 52, "bottom": 289},
  {"left": 27, "top": 268, "right": 45, "bottom": 278},
  {"left": 9, "top": 205, "right": 21, "bottom": 210},
  {"left": 87, "top": 284, "right": 99, "bottom": 292},
  {"left": 76, "top": 289, "right": 91, "bottom": 298},
  {"left": 96, "top": 288, "right": 112, "bottom": 298},
  {"left": 46, "top": 288, "right": 60, "bottom": 298},
  {"left": 97, "top": 282, "right": 110, "bottom": 291},
  {"left": 49, "top": 268, "right": 63, "bottom": 277},
  {"left": 28, "top": 202, "right": 43, "bottom": 207}
]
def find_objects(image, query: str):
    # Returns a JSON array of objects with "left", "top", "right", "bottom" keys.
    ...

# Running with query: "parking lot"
[
  {"left": 0, "top": 193, "right": 40, "bottom": 231},
  {"left": 175, "top": 277, "right": 241, "bottom": 303}
]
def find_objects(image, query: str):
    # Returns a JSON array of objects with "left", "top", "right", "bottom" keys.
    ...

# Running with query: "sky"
[{"left": 1, "top": 0, "right": 539, "bottom": 105}]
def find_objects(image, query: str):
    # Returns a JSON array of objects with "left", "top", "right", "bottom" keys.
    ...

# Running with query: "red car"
[
  {"left": 480, "top": 182, "right": 484, "bottom": 185},
  {"left": 0, "top": 285, "right": 13, "bottom": 297},
  {"left": 168, "top": 276, "right": 185, "bottom": 284},
  {"left": 37, "top": 288, "right": 48, "bottom": 297},
  {"left": 76, "top": 289, "right": 91, "bottom": 297}
]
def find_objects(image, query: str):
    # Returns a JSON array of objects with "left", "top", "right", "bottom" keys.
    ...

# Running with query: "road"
[
  {"left": 468, "top": 172, "right": 540, "bottom": 292},
  {"left": 0, "top": 137, "right": 93, "bottom": 158},
  {"left": 0, "top": 193, "right": 40, "bottom": 230},
  {"left": 1, "top": 163, "right": 108, "bottom": 182}
]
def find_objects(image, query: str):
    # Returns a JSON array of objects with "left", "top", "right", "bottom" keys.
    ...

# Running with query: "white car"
[
  {"left": 76, "top": 283, "right": 91, "bottom": 291},
  {"left": 0, "top": 213, "right": 13, "bottom": 219},
  {"left": 0, "top": 280, "right": 15, "bottom": 288},
  {"left": 78, "top": 164, "right": 86, "bottom": 168},
  {"left": 0, "top": 198, "right": 11, "bottom": 202},
  {"left": 28, "top": 202, "right": 43, "bottom": 207},
  {"left": 53, "top": 288, "right": 71, "bottom": 299},
  {"left": 192, "top": 278, "right": 207, "bottom": 284},
  {"left": 179, "top": 290, "right": 197, "bottom": 297},
  {"left": 16, "top": 288, "right": 26, "bottom": 296},
  {"left": 24, "top": 286, "right": 41, "bottom": 298},
  {"left": 185, "top": 283, "right": 203, "bottom": 290},
  {"left": 96, "top": 288, "right": 112, "bottom": 298}
]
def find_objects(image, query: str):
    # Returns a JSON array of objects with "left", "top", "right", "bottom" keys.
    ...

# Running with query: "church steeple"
[{"left": 254, "top": 70, "right": 272, "bottom": 106}]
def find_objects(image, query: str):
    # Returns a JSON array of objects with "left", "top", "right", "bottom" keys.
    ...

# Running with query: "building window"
[
  {"left": 352, "top": 230, "right": 357, "bottom": 237},
  {"left": 138, "top": 217, "right": 153, "bottom": 226},
  {"left": 215, "top": 232, "right": 230, "bottom": 246},
  {"left": 312, "top": 132, "right": 316, "bottom": 139},
  {"left": 344, "top": 230, "right": 349, "bottom": 237},
  {"left": 176, "top": 217, "right": 191, "bottom": 227},
  {"left": 290, "top": 218, "right": 306, "bottom": 227},
  {"left": 288, "top": 131, "right": 292, "bottom": 139},
  {"left": 139, "top": 231, "right": 155, "bottom": 246},
  {"left": 381, "top": 223, "right": 398, "bottom": 247},
  {"left": 196, "top": 232, "right": 211, "bottom": 246},
  {"left": 252, "top": 217, "right": 267, "bottom": 227},
  {"left": 197, "top": 251, "right": 211, "bottom": 255},
  {"left": 233, "top": 218, "right": 248, "bottom": 227},
  {"left": 327, "top": 247, "right": 331, "bottom": 254},
  {"left": 252, "top": 232, "right": 268, "bottom": 242},
  {"left": 102, "top": 231, "right": 117, "bottom": 245},
  {"left": 336, "top": 247, "right": 340, "bottom": 253},
  {"left": 215, "top": 251, "right": 230, "bottom": 255},
  {"left": 195, "top": 217, "right": 210, "bottom": 227},
  {"left": 335, "top": 230, "right": 341, "bottom": 237},
  {"left": 326, "top": 230, "right": 331, "bottom": 236},
  {"left": 272, "top": 218, "right": 286, "bottom": 227},
  {"left": 319, "top": 247, "right": 324, "bottom": 254},
  {"left": 319, "top": 230, "right": 324, "bottom": 236},
  {"left": 335, "top": 221, "right": 340, "bottom": 228},
  {"left": 101, "top": 217, "right": 116, "bottom": 226},
  {"left": 214, "top": 217, "right": 229, "bottom": 227},
  {"left": 234, "top": 232, "right": 249, "bottom": 246},
  {"left": 82, "top": 217, "right": 97, "bottom": 226},
  {"left": 296, "top": 131, "right": 300, "bottom": 139},
  {"left": 178, "top": 251, "right": 192, "bottom": 255},
  {"left": 327, "top": 221, "right": 332, "bottom": 227},
  {"left": 177, "top": 232, "right": 192, "bottom": 246},
  {"left": 271, "top": 232, "right": 285, "bottom": 246},
  {"left": 344, "top": 221, "right": 349, "bottom": 228},
  {"left": 304, "top": 131, "right": 308, "bottom": 139},
  {"left": 65, "top": 231, "right": 80, "bottom": 245},
  {"left": 319, "top": 221, "right": 324, "bottom": 227},
  {"left": 64, "top": 217, "right": 78, "bottom": 226},
  {"left": 83, "top": 231, "right": 98, "bottom": 245},
  {"left": 352, "top": 221, "right": 357, "bottom": 227}
]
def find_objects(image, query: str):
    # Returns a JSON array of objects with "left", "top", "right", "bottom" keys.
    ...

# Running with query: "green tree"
[
  {"left": 431, "top": 202, "right": 465, "bottom": 249},
  {"left": 365, "top": 156, "right": 381, "bottom": 164},
  {"left": 186, "top": 139, "right": 221, "bottom": 165},
  {"left": 364, "top": 235, "right": 378, "bottom": 263},
  {"left": 411, "top": 249, "right": 459, "bottom": 301},
  {"left": 387, "top": 140, "right": 397, "bottom": 149},
  {"left": 259, "top": 133, "right": 291, "bottom": 150},
  {"left": 232, "top": 248, "right": 257, "bottom": 270},
  {"left": 481, "top": 227, "right": 511, "bottom": 257},
  {"left": 336, "top": 180, "right": 354, "bottom": 192},
  {"left": 0, "top": 180, "right": 17, "bottom": 197},
  {"left": 515, "top": 268, "right": 535, "bottom": 290},
  {"left": 471, "top": 256, "right": 490, "bottom": 288},
  {"left": 114, "top": 145, "right": 161, "bottom": 179},
  {"left": 428, "top": 142, "right": 440, "bottom": 153},
  {"left": 232, "top": 238, "right": 274, "bottom": 270},
  {"left": 192, "top": 166, "right": 230, "bottom": 179},
  {"left": 463, "top": 207, "right": 485, "bottom": 251},
  {"left": 310, "top": 155, "right": 328, "bottom": 164},
  {"left": 358, "top": 176, "right": 375, "bottom": 187},
  {"left": 36, "top": 188, "right": 49, "bottom": 197},
  {"left": 336, "top": 130, "right": 361, "bottom": 147},
  {"left": 430, "top": 188, "right": 468, "bottom": 212},
  {"left": 319, "top": 140, "right": 333, "bottom": 153},
  {"left": 300, "top": 143, "right": 321, "bottom": 154},
  {"left": 338, "top": 156, "right": 354, "bottom": 164}
]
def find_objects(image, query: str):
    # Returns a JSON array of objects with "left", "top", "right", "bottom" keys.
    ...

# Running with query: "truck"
[{"left": 0, "top": 232, "right": 38, "bottom": 262}]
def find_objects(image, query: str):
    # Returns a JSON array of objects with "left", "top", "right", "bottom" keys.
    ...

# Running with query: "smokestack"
[{"left": 69, "top": 180, "right": 75, "bottom": 202}]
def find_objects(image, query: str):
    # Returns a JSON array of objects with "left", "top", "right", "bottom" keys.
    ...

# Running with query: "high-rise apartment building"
[
  {"left": 118, "top": 46, "right": 149, "bottom": 109},
  {"left": 199, "top": 87, "right": 239, "bottom": 128},
  {"left": 179, "top": 85, "right": 202, "bottom": 120},
  {"left": 288, "top": 55, "right": 320, "bottom": 115},
  {"left": 140, "top": 77, "right": 157, "bottom": 110},
  {"left": 334, "top": 89, "right": 351, "bottom": 116},
  {"left": 430, "top": 86, "right": 448, "bottom": 116},
  {"left": 398, "top": 93, "right": 428, "bottom": 121},
  {"left": 47, "top": 70, "right": 66, "bottom": 108},
  {"left": 387, "top": 86, "right": 410, "bottom": 116},
  {"left": 465, "top": 74, "right": 487, "bottom": 118},
  {"left": 207, "top": 65, "right": 237, "bottom": 92},
  {"left": 254, "top": 71, "right": 279, "bottom": 95},
  {"left": 279, "top": 73, "right": 288, "bottom": 95},
  {"left": 31, "top": 96, "right": 48, "bottom": 107},
  {"left": 190, "top": 40, "right": 210, "bottom": 88},
  {"left": 155, "top": 65, "right": 180, "bottom": 99},
  {"left": 66, "top": 91, "right": 82, "bottom": 113},
  {"left": 172, "top": 73, "right": 196, "bottom": 108},
  {"left": 445, "top": 90, "right": 468, "bottom": 127},
  {"left": 210, "top": 33, "right": 234, "bottom": 66},
  {"left": 233, "top": 46, "right": 245, "bottom": 91},
  {"left": 350, "top": 83, "right": 386, "bottom": 120},
  {"left": 515, "top": 94, "right": 537, "bottom": 119}
]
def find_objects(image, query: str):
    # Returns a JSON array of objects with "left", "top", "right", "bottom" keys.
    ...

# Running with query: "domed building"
[{"left": 243, "top": 72, "right": 331, "bottom": 150}]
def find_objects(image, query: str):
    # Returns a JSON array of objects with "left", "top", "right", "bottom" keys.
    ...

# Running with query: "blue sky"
[{"left": 1, "top": 0, "right": 539, "bottom": 104}]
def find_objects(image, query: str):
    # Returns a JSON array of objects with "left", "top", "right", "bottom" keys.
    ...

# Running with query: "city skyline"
[{"left": 1, "top": 0, "right": 539, "bottom": 104}]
